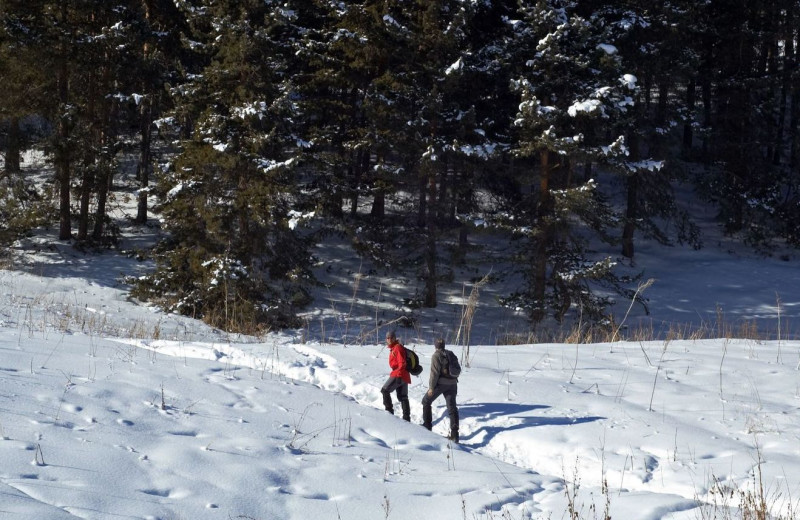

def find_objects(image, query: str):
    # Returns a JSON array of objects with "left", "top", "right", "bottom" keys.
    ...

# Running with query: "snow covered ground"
[{"left": 2, "top": 231, "right": 800, "bottom": 520}]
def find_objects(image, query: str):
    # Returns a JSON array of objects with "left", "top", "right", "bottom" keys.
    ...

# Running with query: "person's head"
[
  {"left": 434, "top": 338, "right": 445, "bottom": 350},
  {"left": 386, "top": 331, "right": 397, "bottom": 344}
]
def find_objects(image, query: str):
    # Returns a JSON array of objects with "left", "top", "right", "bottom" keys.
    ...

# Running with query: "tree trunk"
[
  {"left": 370, "top": 190, "right": 385, "bottom": 219},
  {"left": 56, "top": 20, "right": 72, "bottom": 242},
  {"left": 135, "top": 98, "right": 153, "bottom": 224},
  {"left": 622, "top": 125, "right": 641, "bottom": 259},
  {"left": 532, "top": 150, "right": 552, "bottom": 323},
  {"left": 701, "top": 35, "right": 714, "bottom": 164},
  {"left": 683, "top": 79, "right": 695, "bottom": 151},
  {"left": 92, "top": 64, "right": 113, "bottom": 241},
  {"left": 655, "top": 78, "right": 669, "bottom": 127},
  {"left": 4, "top": 117, "right": 21, "bottom": 176},
  {"left": 370, "top": 154, "right": 386, "bottom": 219},
  {"left": 621, "top": 173, "right": 638, "bottom": 259},
  {"left": 92, "top": 162, "right": 110, "bottom": 241},
  {"left": 77, "top": 165, "right": 93, "bottom": 241},
  {"left": 417, "top": 168, "right": 427, "bottom": 228},
  {"left": 78, "top": 70, "right": 98, "bottom": 242},
  {"left": 454, "top": 164, "right": 470, "bottom": 263},
  {"left": 349, "top": 148, "right": 365, "bottom": 217},
  {"left": 423, "top": 168, "right": 437, "bottom": 308},
  {"left": 773, "top": 4, "right": 793, "bottom": 165},
  {"left": 789, "top": 12, "right": 799, "bottom": 169},
  {"left": 437, "top": 154, "right": 448, "bottom": 222}
]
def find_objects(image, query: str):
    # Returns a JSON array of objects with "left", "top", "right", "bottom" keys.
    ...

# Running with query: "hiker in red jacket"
[{"left": 381, "top": 330, "right": 411, "bottom": 421}]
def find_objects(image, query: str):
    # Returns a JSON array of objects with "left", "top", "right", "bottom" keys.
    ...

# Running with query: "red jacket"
[{"left": 388, "top": 342, "right": 411, "bottom": 384}]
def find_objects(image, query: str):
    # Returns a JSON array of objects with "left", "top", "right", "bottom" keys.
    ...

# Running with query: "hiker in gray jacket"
[{"left": 421, "top": 338, "right": 459, "bottom": 443}]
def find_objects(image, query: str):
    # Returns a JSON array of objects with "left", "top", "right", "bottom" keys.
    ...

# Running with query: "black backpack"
[
  {"left": 442, "top": 349, "right": 461, "bottom": 378},
  {"left": 406, "top": 348, "right": 423, "bottom": 376}
]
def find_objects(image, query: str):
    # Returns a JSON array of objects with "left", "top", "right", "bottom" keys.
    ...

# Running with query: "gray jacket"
[{"left": 428, "top": 348, "right": 458, "bottom": 392}]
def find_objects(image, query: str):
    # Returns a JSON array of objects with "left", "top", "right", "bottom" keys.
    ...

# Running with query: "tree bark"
[
  {"left": 56, "top": 12, "right": 72, "bottom": 242},
  {"left": 700, "top": 35, "right": 714, "bottom": 164},
  {"left": 416, "top": 167, "right": 427, "bottom": 228},
  {"left": 369, "top": 154, "right": 386, "bottom": 219},
  {"left": 423, "top": 167, "right": 437, "bottom": 308},
  {"left": 92, "top": 63, "right": 113, "bottom": 241},
  {"left": 622, "top": 124, "right": 641, "bottom": 259},
  {"left": 621, "top": 173, "right": 638, "bottom": 259},
  {"left": 135, "top": 98, "right": 153, "bottom": 224},
  {"left": 773, "top": 3, "right": 793, "bottom": 165},
  {"left": 78, "top": 70, "right": 98, "bottom": 242},
  {"left": 789, "top": 10, "right": 799, "bottom": 169},
  {"left": 532, "top": 150, "right": 552, "bottom": 323},
  {"left": 4, "top": 117, "right": 21, "bottom": 176},
  {"left": 349, "top": 148, "right": 366, "bottom": 217},
  {"left": 683, "top": 79, "right": 695, "bottom": 151}
]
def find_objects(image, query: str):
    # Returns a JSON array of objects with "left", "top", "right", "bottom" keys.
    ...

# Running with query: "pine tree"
[
  {"left": 0, "top": 6, "right": 41, "bottom": 177},
  {"left": 342, "top": 0, "right": 500, "bottom": 308},
  {"left": 134, "top": 0, "right": 313, "bottom": 330},
  {"left": 2, "top": 0, "right": 136, "bottom": 243},
  {"left": 509, "top": 0, "right": 641, "bottom": 324},
  {"left": 72, "top": 0, "right": 126, "bottom": 243},
  {"left": 586, "top": 2, "right": 701, "bottom": 260},
  {"left": 687, "top": 0, "right": 793, "bottom": 250},
  {"left": 0, "top": 2, "right": 50, "bottom": 246},
  {"left": 291, "top": 1, "right": 369, "bottom": 221},
  {"left": 8, "top": 0, "right": 77, "bottom": 240},
  {"left": 299, "top": 0, "right": 480, "bottom": 309},
  {"left": 130, "top": 0, "right": 186, "bottom": 225}
]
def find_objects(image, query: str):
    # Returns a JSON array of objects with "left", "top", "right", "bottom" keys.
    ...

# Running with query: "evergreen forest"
[{"left": 2, "top": 0, "right": 799, "bottom": 334}]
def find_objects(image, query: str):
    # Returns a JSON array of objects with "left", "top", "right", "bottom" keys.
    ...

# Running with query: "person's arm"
[
  {"left": 398, "top": 345, "right": 408, "bottom": 371},
  {"left": 428, "top": 350, "right": 441, "bottom": 392}
]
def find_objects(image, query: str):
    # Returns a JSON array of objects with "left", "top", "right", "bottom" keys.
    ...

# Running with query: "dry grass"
[
  {"left": 696, "top": 448, "right": 800, "bottom": 520},
  {"left": 13, "top": 288, "right": 797, "bottom": 346},
  {"left": 494, "top": 312, "right": 795, "bottom": 345},
  {"left": 455, "top": 273, "right": 491, "bottom": 366},
  {"left": 464, "top": 449, "right": 800, "bottom": 520},
  {"left": 10, "top": 292, "right": 192, "bottom": 342}
]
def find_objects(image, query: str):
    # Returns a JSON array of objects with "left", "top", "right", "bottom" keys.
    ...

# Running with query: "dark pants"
[
  {"left": 421, "top": 383, "right": 458, "bottom": 436},
  {"left": 381, "top": 377, "right": 410, "bottom": 421}
]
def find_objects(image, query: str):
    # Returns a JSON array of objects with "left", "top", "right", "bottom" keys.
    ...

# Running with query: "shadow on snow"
[{"left": 453, "top": 402, "right": 604, "bottom": 448}]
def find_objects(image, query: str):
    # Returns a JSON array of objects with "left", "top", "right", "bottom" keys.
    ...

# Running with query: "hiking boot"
[{"left": 401, "top": 400, "right": 410, "bottom": 422}]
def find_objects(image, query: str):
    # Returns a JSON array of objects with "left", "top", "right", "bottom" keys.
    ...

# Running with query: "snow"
[
  {"left": 165, "top": 180, "right": 196, "bottom": 200},
  {"left": 382, "top": 14, "right": 407, "bottom": 32},
  {"left": 232, "top": 101, "right": 268, "bottom": 120},
  {"left": 621, "top": 73, "right": 638, "bottom": 89},
  {"left": 568, "top": 98, "right": 602, "bottom": 117},
  {"left": 288, "top": 210, "right": 315, "bottom": 230},
  {"left": 445, "top": 57, "right": 464, "bottom": 76},
  {"left": 4, "top": 260, "right": 800, "bottom": 519},
  {"left": 598, "top": 43, "right": 618, "bottom": 55},
  {"left": 4, "top": 174, "right": 800, "bottom": 519},
  {"left": 256, "top": 157, "right": 295, "bottom": 173},
  {"left": 456, "top": 142, "right": 498, "bottom": 159},
  {"left": 627, "top": 159, "right": 666, "bottom": 172}
]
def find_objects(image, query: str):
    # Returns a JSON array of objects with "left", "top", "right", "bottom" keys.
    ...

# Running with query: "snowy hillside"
[{"left": 2, "top": 257, "right": 800, "bottom": 519}]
